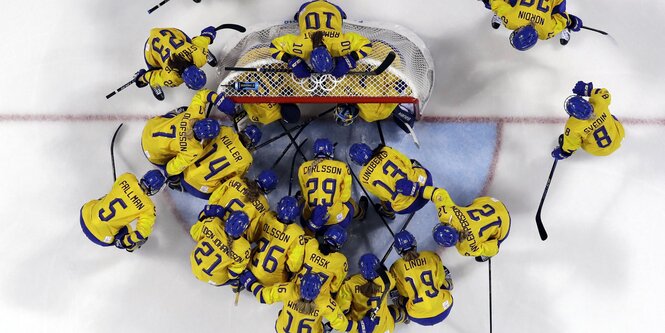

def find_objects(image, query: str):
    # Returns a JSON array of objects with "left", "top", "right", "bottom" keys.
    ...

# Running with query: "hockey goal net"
[{"left": 216, "top": 21, "right": 435, "bottom": 116}]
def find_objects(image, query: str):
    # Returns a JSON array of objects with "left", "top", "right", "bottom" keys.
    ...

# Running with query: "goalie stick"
[
  {"left": 403, "top": 122, "right": 420, "bottom": 149},
  {"left": 225, "top": 51, "right": 396, "bottom": 76},
  {"left": 110, "top": 123, "right": 123, "bottom": 181},
  {"left": 535, "top": 159, "right": 558, "bottom": 241}
]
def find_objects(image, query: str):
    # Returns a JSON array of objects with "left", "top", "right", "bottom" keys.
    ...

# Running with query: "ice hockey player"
[
  {"left": 247, "top": 196, "right": 306, "bottom": 287},
  {"left": 239, "top": 272, "right": 379, "bottom": 333},
  {"left": 206, "top": 170, "right": 278, "bottom": 241},
  {"left": 334, "top": 103, "right": 417, "bottom": 134},
  {"left": 141, "top": 89, "right": 234, "bottom": 183},
  {"left": 432, "top": 196, "right": 511, "bottom": 262},
  {"left": 552, "top": 81, "right": 625, "bottom": 160},
  {"left": 348, "top": 142, "right": 433, "bottom": 219},
  {"left": 298, "top": 138, "right": 367, "bottom": 233},
  {"left": 271, "top": 0, "right": 373, "bottom": 78},
  {"left": 190, "top": 210, "right": 251, "bottom": 287},
  {"left": 294, "top": 225, "right": 349, "bottom": 296},
  {"left": 79, "top": 170, "right": 165, "bottom": 252},
  {"left": 241, "top": 102, "right": 302, "bottom": 125},
  {"left": 134, "top": 26, "right": 218, "bottom": 100},
  {"left": 389, "top": 230, "right": 453, "bottom": 326},
  {"left": 480, "top": 0, "right": 584, "bottom": 50},
  {"left": 178, "top": 124, "right": 262, "bottom": 199},
  {"left": 336, "top": 253, "right": 398, "bottom": 333}
]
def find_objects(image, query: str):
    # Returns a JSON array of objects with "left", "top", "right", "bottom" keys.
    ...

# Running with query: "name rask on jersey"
[
  {"left": 227, "top": 179, "right": 268, "bottom": 212},
  {"left": 220, "top": 134, "right": 245, "bottom": 162},
  {"left": 119, "top": 180, "right": 146, "bottom": 210},
  {"left": 301, "top": 164, "right": 344, "bottom": 175},
  {"left": 452, "top": 206, "right": 479, "bottom": 252},
  {"left": 178, "top": 112, "right": 191, "bottom": 152},
  {"left": 201, "top": 224, "right": 246, "bottom": 263},
  {"left": 309, "top": 253, "right": 331, "bottom": 269},
  {"left": 361, "top": 151, "right": 389, "bottom": 182},
  {"left": 403, "top": 257, "right": 429, "bottom": 271},
  {"left": 583, "top": 113, "right": 608, "bottom": 134},
  {"left": 286, "top": 300, "right": 320, "bottom": 316}
]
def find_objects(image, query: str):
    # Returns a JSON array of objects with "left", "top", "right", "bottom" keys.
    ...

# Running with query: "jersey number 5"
[{"left": 98, "top": 198, "right": 127, "bottom": 222}]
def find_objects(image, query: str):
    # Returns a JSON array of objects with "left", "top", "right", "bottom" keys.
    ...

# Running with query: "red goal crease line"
[{"left": 0, "top": 114, "right": 663, "bottom": 126}]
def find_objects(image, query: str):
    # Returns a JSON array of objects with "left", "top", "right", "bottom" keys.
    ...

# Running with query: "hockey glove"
[
  {"left": 480, "top": 0, "right": 491, "bottom": 10},
  {"left": 166, "top": 175, "right": 184, "bottom": 192},
  {"left": 392, "top": 105, "right": 416, "bottom": 134},
  {"left": 307, "top": 205, "right": 329, "bottom": 233},
  {"left": 331, "top": 55, "right": 356, "bottom": 78},
  {"left": 134, "top": 69, "right": 148, "bottom": 88},
  {"left": 395, "top": 179, "right": 420, "bottom": 197},
  {"left": 200, "top": 26, "right": 217, "bottom": 43},
  {"left": 551, "top": 146, "right": 573, "bottom": 160},
  {"left": 443, "top": 266, "right": 453, "bottom": 290},
  {"left": 357, "top": 315, "right": 379, "bottom": 333},
  {"left": 288, "top": 57, "right": 311, "bottom": 79},
  {"left": 201, "top": 204, "right": 226, "bottom": 219},
  {"left": 228, "top": 279, "right": 243, "bottom": 293},
  {"left": 573, "top": 81, "right": 593, "bottom": 97},
  {"left": 207, "top": 91, "right": 236, "bottom": 116},
  {"left": 567, "top": 15, "right": 583, "bottom": 32},
  {"left": 239, "top": 269, "right": 259, "bottom": 291},
  {"left": 475, "top": 255, "right": 491, "bottom": 263}
]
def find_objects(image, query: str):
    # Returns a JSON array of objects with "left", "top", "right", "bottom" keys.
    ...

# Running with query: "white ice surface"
[{"left": 1, "top": 1, "right": 664, "bottom": 332}]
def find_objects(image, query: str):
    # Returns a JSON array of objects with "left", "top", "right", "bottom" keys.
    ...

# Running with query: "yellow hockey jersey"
[
  {"left": 249, "top": 211, "right": 307, "bottom": 286},
  {"left": 208, "top": 176, "right": 270, "bottom": 243},
  {"left": 438, "top": 197, "right": 511, "bottom": 258},
  {"left": 143, "top": 28, "right": 210, "bottom": 87},
  {"left": 243, "top": 103, "right": 283, "bottom": 125},
  {"left": 189, "top": 216, "right": 251, "bottom": 286},
  {"left": 298, "top": 158, "right": 353, "bottom": 224},
  {"left": 252, "top": 281, "right": 358, "bottom": 333},
  {"left": 358, "top": 146, "right": 428, "bottom": 212},
  {"left": 182, "top": 126, "right": 253, "bottom": 197},
  {"left": 389, "top": 251, "right": 453, "bottom": 321},
  {"left": 562, "top": 88, "right": 625, "bottom": 156},
  {"left": 294, "top": 236, "right": 348, "bottom": 295},
  {"left": 80, "top": 173, "right": 156, "bottom": 245},
  {"left": 491, "top": 0, "right": 569, "bottom": 40},
  {"left": 336, "top": 272, "right": 397, "bottom": 333},
  {"left": 141, "top": 89, "right": 215, "bottom": 176},
  {"left": 297, "top": 0, "right": 345, "bottom": 34}
]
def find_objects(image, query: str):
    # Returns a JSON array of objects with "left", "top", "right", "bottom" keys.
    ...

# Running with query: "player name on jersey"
[
  {"left": 119, "top": 180, "right": 146, "bottom": 210},
  {"left": 452, "top": 206, "right": 480, "bottom": 253},
  {"left": 201, "top": 224, "right": 245, "bottom": 263},
  {"left": 403, "top": 257, "right": 429, "bottom": 271},
  {"left": 518, "top": 11, "right": 545, "bottom": 26},
  {"left": 220, "top": 134, "right": 245, "bottom": 162},
  {"left": 179, "top": 112, "right": 192, "bottom": 152},
  {"left": 261, "top": 223, "right": 296, "bottom": 243},
  {"left": 301, "top": 163, "right": 344, "bottom": 175},
  {"left": 228, "top": 179, "right": 268, "bottom": 212},
  {"left": 583, "top": 113, "right": 608, "bottom": 134},
  {"left": 361, "top": 150, "right": 389, "bottom": 182},
  {"left": 353, "top": 284, "right": 383, "bottom": 294},
  {"left": 309, "top": 253, "right": 331, "bottom": 269},
  {"left": 286, "top": 300, "right": 320, "bottom": 316}
]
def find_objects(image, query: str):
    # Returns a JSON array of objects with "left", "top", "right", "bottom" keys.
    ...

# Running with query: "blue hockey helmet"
[
  {"left": 140, "top": 169, "right": 166, "bottom": 196},
  {"left": 313, "top": 138, "right": 334, "bottom": 158},
  {"left": 256, "top": 169, "right": 278, "bottom": 194},
  {"left": 349, "top": 143, "right": 373, "bottom": 166},
  {"left": 509, "top": 25, "right": 538, "bottom": 51},
  {"left": 358, "top": 253, "right": 381, "bottom": 281},
  {"left": 277, "top": 196, "right": 300, "bottom": 223},
  {"left": 182, "top": 65, "right": 207, "bottom": 90},
  {"left": 564, "top": 95, "right": 594, "bottom": 120},
  {"left": 432, "top": 224, "right": 460, "bottom": 248},
  {"left": 225, "top": 211, "right": 250, "bottom": 239},
  {"left": 241, "top": 125, "right": 262, "bottom": 148},
  {"left": 323, "top": 225, "right": 347, "bottom": 251},
  {"left": 310, "top": 46, "right": 334, "bottom": 74},
  {"left": 300, "top": 273, "right": 323, "bottom": 301},
  {"left": 192, "top": 119, "right": 220, "bottom": 140},
  {"left": 334, "top": 104, "right": 359, "bottom": 127},
  {"left": 394, "top": 230, "right": 417, "bottom": 255}
]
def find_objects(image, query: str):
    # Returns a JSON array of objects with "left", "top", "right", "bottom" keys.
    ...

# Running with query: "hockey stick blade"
[
  {"left": 106, "top": 78, "right": 135, "bottom": 99},
  {"left": 581, "top": 26, "right": 608, "bottom": 35},
  {"left": 215, "top": 24, "right": 247, "bottom": 33},
  {"left": 535, "top": 160, "right": 558, "bottom": 241},
  {"left": 110, "top": 123, "right": 124, "bottom": 181},
  {"left": 403, "top": 122, "right": 420, "bottom": 149},
  {"left": 147, "top": 0, "right": 170, "bottom": 14},
  {"left": 349, "top": 51, "right": 396, "bottom": 76}
]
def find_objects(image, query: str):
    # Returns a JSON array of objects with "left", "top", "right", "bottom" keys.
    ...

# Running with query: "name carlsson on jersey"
[
  {"left": 302, "top": 164, "right": 344, "bottom": 175},
  {"left": 179, "top": 112, "right": 191, "bottom": 152},
  {"left": 583, "top": 113, "right": 608, "bottom": 134},
  {"left": 220, "top": 134, "right": 245, "bottom": 162},
  {"left": 119, "top": 180, "right": 146, "bottom": 210},
  {"left": 201, "top": 225, "right": 245, "bottom": 263},
  {"left": 453, "top": 206, "right": 479, "bottom": 253},
  {"left": 361, "top": 151, "right": 389, "bottom": 182}
]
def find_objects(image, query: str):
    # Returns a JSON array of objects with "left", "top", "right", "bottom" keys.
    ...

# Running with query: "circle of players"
[{"left": 80, "top": 1, "right": 625, "bottom": 332}]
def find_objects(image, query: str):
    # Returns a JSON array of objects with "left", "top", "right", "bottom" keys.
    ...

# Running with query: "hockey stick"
[
  {"left": 254, "top": 107, "right": 336, "bottom": 151},
  {"left": 535, "top": 159, "right": 558, "bottom": 241},
  {"left": 380, "top": 212, "right": 416, "bottom": 264},
  {"left": 234, "top": 287, "right": 241, "bottom": 306},
  {"left": 403, "top": 122, "right": 420, "bottom": 149},
  {"left": 110, "top": 123, "right": 124, "bottom": 181},
  {"left": 106, "top": 78, "right": 135, "bottom": 99},
  {"left": 225, "top": 51, "right": 396, "bottom": 76},
  {"left": 347, "top": 162, "right": 395, "bottom": 240},
  {"left": 271, "top": 123, "right": 309, "bottom": 169},
  {"left": 289, "top": 140, "right": 308, "bottom": 196},
  {"left": 147, "top": 0, "right": 170, "bottom": 14},
  {"left": 279, "top": 121, "right": 309, "bottom": 161},
  {"left": 369, "top": 268, "right": 392, "bottom": 322},
  {"left": 376, "top": 121, "right": 386, "bottom": 146},
  {"left": 215, "top": 24, "right": 247, "bottom": 33},
  {"left": 581, "top": 26, "right": 608, "bottom": 35},
  {"left": 489, "top": 258, "right": 493, "bottom": 333}
]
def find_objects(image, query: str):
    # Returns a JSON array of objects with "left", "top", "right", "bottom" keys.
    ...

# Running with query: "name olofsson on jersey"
[
  {"left": 119, "top": 180, "right": 146, "bottom": 210},
  {"left": 221, "top": 134, "right": 245, "bottom": 162},
  {"left": 201, "top": 224, "right": 245, "bottom": 263},
  {"left": 361, "top": 150, "right": 389, "bottom": 182},
  {"left": 179, "top": 112, "right": 191, "bottom": 152},
  {"left": 453, "top": 206, "right": 479, "bottom": 253},
  {"left": 583, "top": 113, "right": 608, "bottom": 135},
  {"left": 228, "top": 179, "right": 268, "bottom": 212}
]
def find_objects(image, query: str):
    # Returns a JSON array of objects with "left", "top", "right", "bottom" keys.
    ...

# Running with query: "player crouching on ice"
[
  {"left": 551, "top": 81, "right": 625, "bottom": 160},
  {"left": 135, "top": 26, "right": 219, "bottom": 100},
  {"left": 298, "top": 138, "right": 368, "bottom": 235},
  {"left": 79, "top": 170, "right": 166, "bottom": 252},
  {"left": 348, "top": 143, "right": 433, "bottom": 220},
  {"left": 295, "top": 225, "right": 349, "bottom": 296},
  {"left": 390, "top": 231, "right": 453, "bottom": 326},
  {"left": 239, "top": 271, "right": 379, "bottom": 333},
  {"left": 190, "top": 210, "right": 251, "bottom": 287},
  {"left": 141, "top": 89, "right": 236, "bottom": 182},
  {"left": 334, "top": 103, "right": 417, "bottom": 134},
  {"left": 480, "top": 0, "right": 584, "bottom": 50},
  {"left": 247, "top": 196, "right": 306, "bottom": 287},
  {"left": 336, "top": 253, "right": 398, "bottom": 333}
]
